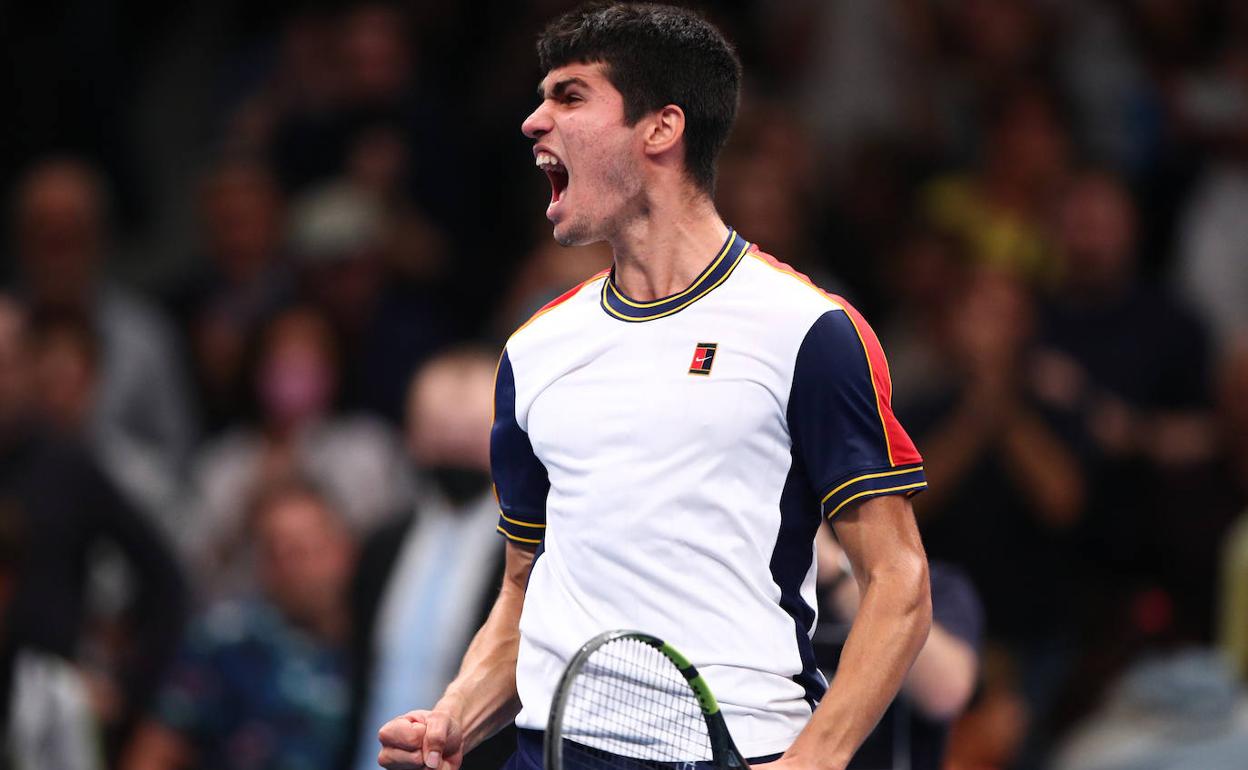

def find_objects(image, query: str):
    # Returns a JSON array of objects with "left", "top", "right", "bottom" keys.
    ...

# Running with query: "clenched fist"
[{"left": 378, "top": 710, "right": 465, "bottom": 770}]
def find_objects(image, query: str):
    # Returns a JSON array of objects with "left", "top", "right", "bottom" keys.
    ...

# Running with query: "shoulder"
[
  {"left": 504, "top": 268, "right": 609, "bottom": 358},
  {"left": 736, "top": 246, "right": 877, "bottom": 345}
]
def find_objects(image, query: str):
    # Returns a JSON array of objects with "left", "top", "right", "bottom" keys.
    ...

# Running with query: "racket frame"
[{"left": 544, "top": 629, "right": 749, "bottom": 770}]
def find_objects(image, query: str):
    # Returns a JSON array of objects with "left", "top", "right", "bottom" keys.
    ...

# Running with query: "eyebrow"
[{"left": 537, "top": 76, "right": 590, "bottom": 100}]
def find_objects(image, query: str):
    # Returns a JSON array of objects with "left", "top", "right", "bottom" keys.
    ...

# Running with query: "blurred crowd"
[{"left": 2, "top": 1, "right": 1248, "bottom": 769}]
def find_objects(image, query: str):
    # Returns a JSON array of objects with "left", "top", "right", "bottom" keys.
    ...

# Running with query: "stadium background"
[{"left": 2, "top": 1, "right": 1248, "bottom": 769}]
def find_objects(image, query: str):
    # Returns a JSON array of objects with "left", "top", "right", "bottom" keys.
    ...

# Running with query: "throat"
[{"left": 610, "top": 217, "right": 732, "bottom": 302}]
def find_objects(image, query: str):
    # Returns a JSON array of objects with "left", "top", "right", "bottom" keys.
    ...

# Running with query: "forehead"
[{"left": 538, "top": 62, "right": 616, "bottom": 97}]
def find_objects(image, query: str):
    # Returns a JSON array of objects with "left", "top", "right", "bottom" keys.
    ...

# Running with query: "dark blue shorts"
[{"left": 504, "top": 728, "right": 783, "bottom": 770}]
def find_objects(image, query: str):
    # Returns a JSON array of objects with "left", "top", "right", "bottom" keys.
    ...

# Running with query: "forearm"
[
  {"left": 786, "top": 559, "right": 931, "bottom": 770},
  {"left": 435, "top": 545, "right": 533, "bottom": 751},
  {"left": 435, "top": 590, "right": 523, "bottom": 751}
]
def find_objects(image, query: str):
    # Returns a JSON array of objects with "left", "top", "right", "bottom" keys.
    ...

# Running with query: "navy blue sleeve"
[
  {"left": 788, "top": 308, "right": 926, "bottom": 520},
  {"left": 491, "top": 349, "right": 549, "bottom": 544}
]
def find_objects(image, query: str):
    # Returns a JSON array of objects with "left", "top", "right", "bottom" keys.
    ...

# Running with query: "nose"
[{"left": 522, "top": 101, "right": 552, "bottom": 139}]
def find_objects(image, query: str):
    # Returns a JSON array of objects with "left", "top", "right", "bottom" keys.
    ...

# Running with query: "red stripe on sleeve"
[{"left": 834, "top": 299, "right": 922, "bottom": 467}]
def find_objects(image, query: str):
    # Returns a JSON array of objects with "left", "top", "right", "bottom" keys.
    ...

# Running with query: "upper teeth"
[{"left": 536, "top": 152, "right": 564, "bottom": 170}]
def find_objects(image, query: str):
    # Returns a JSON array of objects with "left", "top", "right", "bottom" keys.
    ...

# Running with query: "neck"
[{"left": 607, "top": 191, "right": 728, "bottom": 301}]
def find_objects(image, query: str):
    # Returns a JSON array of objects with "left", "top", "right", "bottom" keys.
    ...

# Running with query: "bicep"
[
  {"left": 788, "top": 308, "right": 926, "bottom": 521},
  {"left": 831, "top": 494, "right": 927, "bottom": 584}
]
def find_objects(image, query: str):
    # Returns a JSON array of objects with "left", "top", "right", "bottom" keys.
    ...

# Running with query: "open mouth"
[{"left": 536, "top": 150, "right": 570, "bottom": 206}]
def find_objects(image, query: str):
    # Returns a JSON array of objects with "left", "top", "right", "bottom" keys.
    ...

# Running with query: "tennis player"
[{"left": 379, "top": 4, "right": 931, "bottom": 770}]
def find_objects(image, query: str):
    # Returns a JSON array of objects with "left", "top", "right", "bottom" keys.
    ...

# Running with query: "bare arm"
[
  {"left": 781, "top": 495, "right": 931, "bottom": 770},
  {"left": 378, "top": 540, "right": 536, "bottom": 770}
]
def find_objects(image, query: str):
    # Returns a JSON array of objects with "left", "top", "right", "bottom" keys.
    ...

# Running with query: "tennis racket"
[{"left": 545, "top": 630, "right": 749, "bottom": 770}]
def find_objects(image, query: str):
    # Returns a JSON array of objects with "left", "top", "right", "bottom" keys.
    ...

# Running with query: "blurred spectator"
[
  {"left": 290, "top": 182, "right": 451, "bottom": 421},
  {"left": 0, "top": 295, "right": 187, "bottom": 755},
  {"left": 921, "top": 85, "right": 1070, "bottom": 284},
  {"left": 347, "top": 347, "right": 512, "bottom": 770},
  {"left": 188, "top": 305, "right": 412, "bottom": 598},
  {"left": 9, "top": 157, "right": 197, "bottom": 481},
  {"left": 1037, "top": 171, "right": 1213, "bottom": 453},
  {"left": 236, "top": 3, "right": 464, "bottom": 232},
  {"left": 168, "top": 158, "right": 294, "bottom": 434},
  {"left": 815, "top": 527, "right": 983, "bottom": 770},
  {"left": 28, "top": 306, "right": 179, "bottom": 524},
  {"left": 900, "top": 267, "right": 1086, "bottom": 767},
  {"left": 1035, "top": 170, "right": 1219, "bottom": 639},
  {"left": 123, "top": 481, "right": 356, "bottom": 770},
  {"left": 29, "top": 307, "right": 99, "bottom": 439},
  {"left": 345, "top": 124, "right": 451, "bottom": 289},
  {"left": 0, "top": 495, "right": 103, "bottom": 770}
]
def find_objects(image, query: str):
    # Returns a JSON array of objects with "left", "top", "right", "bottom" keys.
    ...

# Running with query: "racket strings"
[{"left": 559, "top": 637, "right": 712, "bottom": 770}]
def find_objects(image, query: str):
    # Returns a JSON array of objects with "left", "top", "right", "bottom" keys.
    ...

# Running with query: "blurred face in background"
[
  {"left": 339, "top": 3, "right": 411, "bottom": 105},
  {"left": 256, "top": 310, "right": 338, "bottom": 430},
  {"left": 522, "top": 62, "right": 647, "bottom": 246},
  {"left": 949, "top": 268, "right": 1035, "bottom": 374},
  {"left": 14, "top": 160, "right": 106, "bottom": 307},
  {"left": 253, "top": 491, "right": 354, "bottom": 631},
  {"left": 987, "top": 91, "right": 1069, "bottom": 194},
  {"left": 891, "top": 229, "right": 967, "bottom": 322},
  {"left": 31, "top": 320, "right": 97, "bottom": 434},
  {"left": 1057, "top": 173, "right": 1136, "bottom": 292},
  {"left": 956, "top": 0, "right": 1041, "bottom": 73},
  {"left": 406, "top": 353, "right": 496, "bottom": 504},
  {"left": 199, "top": 162, "right": 284, "bottom": 284},
  {"left": 0, "top": 300, "right": 33, "bottom": 428}
]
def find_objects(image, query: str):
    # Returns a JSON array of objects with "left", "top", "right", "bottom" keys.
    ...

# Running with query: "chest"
[{"left": 522, "top": 321, "right": 793, "bottom": 466}]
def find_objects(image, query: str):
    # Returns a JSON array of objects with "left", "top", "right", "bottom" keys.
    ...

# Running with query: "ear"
[{"left": 641, "top": 105, "right": 686, "bottom": 159}]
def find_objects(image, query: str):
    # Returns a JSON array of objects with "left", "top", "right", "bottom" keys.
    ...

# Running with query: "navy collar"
[{"left": 600, "top": 228, "right": 749, "bottom": 322}]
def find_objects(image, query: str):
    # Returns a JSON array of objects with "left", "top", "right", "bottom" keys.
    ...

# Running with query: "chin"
[{"left": 551, "top": 215, "right": 595, "bottom": 247}]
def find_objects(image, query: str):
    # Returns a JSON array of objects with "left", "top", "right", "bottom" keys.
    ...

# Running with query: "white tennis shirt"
[{"left": 491, "top": 229, "right": 926, "bottom": 757}]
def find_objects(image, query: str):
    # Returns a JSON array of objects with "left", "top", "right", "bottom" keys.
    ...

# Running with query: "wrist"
[
  {"left": 781, "top": 746, "right": 847, "bottom": 770},
  {"left": 432, "top": 690, "right": 467, "bottom": 725}
]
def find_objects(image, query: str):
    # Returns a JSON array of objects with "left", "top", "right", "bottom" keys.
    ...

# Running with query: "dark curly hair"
[{"left": 537, "top": 2, "right": 742, "bottom": 194}]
